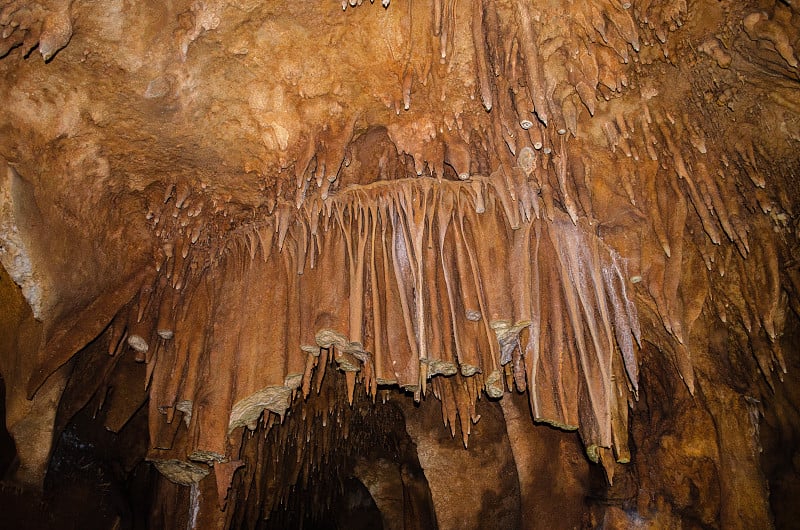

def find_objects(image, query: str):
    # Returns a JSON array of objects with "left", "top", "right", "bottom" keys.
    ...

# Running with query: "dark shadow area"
[
  {"left": 0, "top": 331, "right": 154, "bottom": 530},
  {"left": 0, "top": 375, "right": 16, "bottom": 478},
  {"left": 0, "top": 399, "right": 155, "bottom": 530},
  {"left": 251, "top": 382, "right": 439, "bottom": 530},
  {"left": 334, "top": 477, "right": 384, "bottom": 530},
  {"left": 761, "top": 309, "right": 800, "bottom": 530}
]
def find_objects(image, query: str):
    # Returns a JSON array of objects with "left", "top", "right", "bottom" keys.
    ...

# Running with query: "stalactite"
[
  {"left": 190, "top": 254, "right": 242, "bottom": 463},
  {"left": 106, "top": 309, "right": 129, "bottom": 357},
  {"left": 26, "top": 267, "right": 153, "bottom": 398},
  {"left": 131, "top": 169, "right": 657, "bottom": 481},
  {"left": 663, "top": 173, "right": 688, "bottom": 345},
  {"left": 421, "top": 217, "right": 459, "bottom": 380},
  {"left": 453, "top": 204, "right": 495, "bottom": 379},
  {"left": 387, "top": 200, "right": 421, "bottom": 392},
  {"left": 529, "top": 225, "right": 580, "bottom": 430},
  {"left": 438, "top": 0, "right": 455, "bottom": 62},
  {"left": 555, "top": 220, "right": 615, "bottom": 447},
  {"left": 743, "top": 11, "right": 799, "bottom": 69},
  {"left": 603, "top": 253, "right": 640, "bottom": 393},
  {"left": 553, "top": 139, "right": 580, "bottom": 224},
  {"left": 514, "top": 0, "right": 549, "bottom": 126},
  {"left": 696, "top": 161, "right": 738, "bottom": 249},
  {"left": 125, "top": 305, "right": 151, "bottom": 358},
  {"left": 155, "top": 281, "right": 177, "bottom": 341},
  {"left": 678, "top": 238, "right": 709, "bottom": 343}
]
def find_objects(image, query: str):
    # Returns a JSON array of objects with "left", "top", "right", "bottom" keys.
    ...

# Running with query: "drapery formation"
[{"left": 133, "top": 177, "right": 640, "bottom": 485}]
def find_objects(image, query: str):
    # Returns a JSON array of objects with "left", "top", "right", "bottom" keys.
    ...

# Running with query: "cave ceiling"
[{"left": 0, "top": 0, "right": 799, "bottom": 528}]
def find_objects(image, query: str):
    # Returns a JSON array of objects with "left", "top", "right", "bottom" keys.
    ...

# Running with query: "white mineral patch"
[
  {"left": 228, "top": 385, "right": 292, "bottom": 433},
  {"left": 0, "top": 168, "right": 44, "bottom": 320}
]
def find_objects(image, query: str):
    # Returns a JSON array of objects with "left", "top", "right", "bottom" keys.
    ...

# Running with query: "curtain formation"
[{"left": 132, "top": 177, "right": 639, "bottom": 486}]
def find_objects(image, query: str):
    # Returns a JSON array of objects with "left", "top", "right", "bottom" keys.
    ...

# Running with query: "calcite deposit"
[{"left": 0, "top": 0, "right": 798, "bottom": 528}]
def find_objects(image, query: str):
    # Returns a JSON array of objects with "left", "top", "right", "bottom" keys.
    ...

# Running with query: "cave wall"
[{"left": 0, "top": 0, "right": 799, "bottom": 528}]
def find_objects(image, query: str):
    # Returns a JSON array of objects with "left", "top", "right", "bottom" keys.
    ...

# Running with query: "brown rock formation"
[{"left": 0, "top": 0, "right": 798, "bottom": 528}]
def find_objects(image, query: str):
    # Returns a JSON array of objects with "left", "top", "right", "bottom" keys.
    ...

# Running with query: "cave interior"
[{"left": 0, "top": 0, "right": 799, "bottom": 528}]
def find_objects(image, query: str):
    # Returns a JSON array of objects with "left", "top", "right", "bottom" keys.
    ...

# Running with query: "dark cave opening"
[
  {"left": 234, "top": 376, "right": 440, "bottom": 530},
  {"left": 0, "top": 374, "right": 15, "bottom": 479}
]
